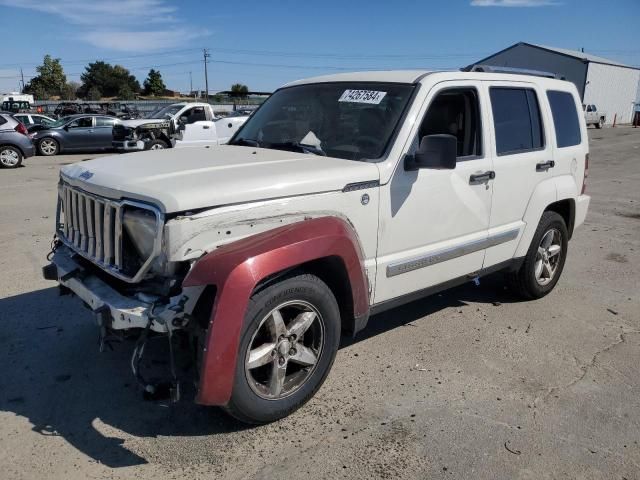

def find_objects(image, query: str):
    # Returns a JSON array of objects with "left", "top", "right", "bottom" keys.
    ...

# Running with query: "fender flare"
[{"left": 182, "top": 216, "right": 369, "bottom": 406}]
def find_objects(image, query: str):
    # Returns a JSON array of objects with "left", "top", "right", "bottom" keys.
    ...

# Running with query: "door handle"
[
  {"left": 203, "top": 125, "right": 210, "bottom": 129},
  {"left": 536, "top": 160, "right": 555, "bottom": 172},
  {"left": 469, "top": 171, "right": 495, "bottom": 184},
  {"left": 87, "top": 129, "right": 93, "bottom": 133}
]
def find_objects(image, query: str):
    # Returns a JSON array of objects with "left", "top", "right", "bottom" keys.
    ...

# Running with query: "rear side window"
[
  {"left": 547, "top": 91, "right": 582, "bottom": 148},
  {"left": 490, "top": 87, "right": 544, "bottom": 155},
  {"left": 0, "top": 115, "right": 6, "bottom": 126}
]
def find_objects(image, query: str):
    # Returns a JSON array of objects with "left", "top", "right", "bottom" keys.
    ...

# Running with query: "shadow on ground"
[{"left": 0, "top": 273, "right": 520, "bottom": 467}]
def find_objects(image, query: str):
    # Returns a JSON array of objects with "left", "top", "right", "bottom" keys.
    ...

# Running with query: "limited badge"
[
  {"left": 78, "top": 170, "right": 94, "bottom": 180},
  {"left": 361, "top": 193, "right": 370, "bottom": 205}
]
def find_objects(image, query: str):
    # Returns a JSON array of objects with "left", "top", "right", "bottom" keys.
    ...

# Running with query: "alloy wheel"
[
  {"left": 535, "top": 228, "right": 562, "bottom": 286},
  {"left": 40, "top": 139, "right": 57, "bottom": 155},
  {"left": 245, "top": 300, "right": 324, "bottom": 400},
  {"left": 0, "top": 148, "right": 20, "bottom": 167}
]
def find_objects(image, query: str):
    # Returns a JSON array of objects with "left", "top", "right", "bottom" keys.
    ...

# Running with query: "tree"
[
  {"left": 117, "top": 84, "right": 136, "bottom": 100},
  {"left": 60, "top": 81, "right": 80, "bottom": 100},
  {"left": 79, "top": 61, "right": 140, "bottom": 98},
  {"left": 230, "top": 83, "right": 249, "bottom": 98},
  {"left": 143, "top": 69, "right": 166, "bottom": 96},
  {"left": 24, "top": 55, "right": 67, "bottom": 99},
  {"left": 86, "top": 86, "right": 102, "bottom": 101}
]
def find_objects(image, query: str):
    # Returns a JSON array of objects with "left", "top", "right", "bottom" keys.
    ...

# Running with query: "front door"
[
  {"left": 374, "top": 81, "right": 494, "bottom": 304},
  {"left": 177, "top": 106, "right": 216, "bottom": 146},
  {"left": 64, "top": 116, "right": 95, "bottom": 149}
]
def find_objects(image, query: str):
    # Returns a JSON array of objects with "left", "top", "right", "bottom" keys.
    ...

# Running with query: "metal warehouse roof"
[{"left": 526, "top": 43, "right": 632, "bottom": 68}]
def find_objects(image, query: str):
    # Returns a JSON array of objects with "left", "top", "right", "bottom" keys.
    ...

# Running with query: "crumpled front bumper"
[
  {"left": 43, "top": 245, "right": 199, "bottom": 333},
  {"left": 112, "top": 140, "right": 145, "bottom": 152}
]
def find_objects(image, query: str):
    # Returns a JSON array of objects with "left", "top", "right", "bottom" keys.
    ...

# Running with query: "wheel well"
[
  {"left": 253, "top": 256, "right": 356, "bottom": 335},
  {"left": 545, "top": 199, "right": 575, "bottom": 238}
]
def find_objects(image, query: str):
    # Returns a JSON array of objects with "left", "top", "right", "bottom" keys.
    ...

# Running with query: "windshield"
[
  {"left": 146, "top": 104, "right": 183, "bottom": 119},
  {"left": 230, "top": 82, "right": 415, "bottom": 160},
  {"left": 49, "top": 116, "right": 73, "bottom": 128}
]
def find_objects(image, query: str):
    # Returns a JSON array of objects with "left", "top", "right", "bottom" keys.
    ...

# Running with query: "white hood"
[
  {"left": 120, "top": 118, "right": 166, "bottom": 128},
  {"left": 60, "top": 145, "right": 380, "bottom": 213}
]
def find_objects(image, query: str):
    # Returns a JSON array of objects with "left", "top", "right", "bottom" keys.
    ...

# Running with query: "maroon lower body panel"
[{"left": 183, "top": 216, "right": 369, "bottom": 406}]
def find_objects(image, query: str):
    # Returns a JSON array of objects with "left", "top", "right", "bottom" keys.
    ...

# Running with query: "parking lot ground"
[{"left": 0, "top": 128, "right": 639, "bottom": 480}]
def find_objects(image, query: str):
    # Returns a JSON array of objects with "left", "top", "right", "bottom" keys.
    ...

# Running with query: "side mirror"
[
  {"left": 63, "top": 124, "right": 70, "bottom": 131},
  {"left": 405, "top": 134, "right": 457, "bottom": 170},
  {"left": 179, "top": 116, "right": 188, "bottom": 124}
]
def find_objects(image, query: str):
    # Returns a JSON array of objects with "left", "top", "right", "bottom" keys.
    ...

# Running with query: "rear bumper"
[
  {"left": 112, "top": 140, "right": 144, "bottom": 152},
  {"left": 574, "top": 194, "right": 590, "bottom": 230}
]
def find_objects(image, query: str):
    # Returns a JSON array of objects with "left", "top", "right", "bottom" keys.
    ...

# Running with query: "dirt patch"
[{"left": 606, "top": 253, "right": 628, "bottom": 263}]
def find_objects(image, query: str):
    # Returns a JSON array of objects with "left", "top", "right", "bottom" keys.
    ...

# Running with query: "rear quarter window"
[{"left": 547, "top": 91, "right": 582, "bottom": 148}]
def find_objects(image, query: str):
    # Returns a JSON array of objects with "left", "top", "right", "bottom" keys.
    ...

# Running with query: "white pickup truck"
[
  {"left": 44, "top": 69, "right": 590, "bottom": 424},
  {"left": 583, "top": 103, "right": 606, "bottom": 129},
  {"left": 112, "top": 102, "right": 248, "bottom": 151}
]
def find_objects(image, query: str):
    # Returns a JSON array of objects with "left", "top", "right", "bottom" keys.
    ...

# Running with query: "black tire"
[
  {"left": 0, "top": 145, "right": 23, "bottom": 168},
  {"left": 145, "top": 139, "right": 168, "bottom": 150},
  {"left": 595, "top": 118, "right": 603, "bottom": 129},
  {"left": 38, "top": 137, "right": 59, "bottom": 156},
  {"left": 224, "top": 273, "right": 341, "bottom": 424},
  {"left": 507, "top": 211, "right": 569, "bottom": 299}
]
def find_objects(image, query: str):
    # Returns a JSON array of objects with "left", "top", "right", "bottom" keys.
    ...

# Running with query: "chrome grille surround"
[{"left": 56, "top": 181, "right": 164, "bottom": 283}]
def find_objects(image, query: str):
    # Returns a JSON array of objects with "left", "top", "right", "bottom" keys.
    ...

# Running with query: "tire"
[
  {"left": 507, "top": 211, "right": 568, "bottom": 299},
  {"left": 224, "top": 273, "right": 341, "bottom": 424},
  {"left": 38, "top": 137, "right": 59, "bottom": 156},
  {"left": 146, "top": 139, "right": 168, "bottom": 150},
  {"left": 595, "top": 118, "right": 603, "bottom": 129},
  {"left": 0, "top": 145, "right": 23, "bottom": 168}
]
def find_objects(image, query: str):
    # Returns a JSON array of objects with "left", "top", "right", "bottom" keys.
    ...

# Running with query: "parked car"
[
  {"left": 14, "top": 113, "right": 56, "bottom": 127},
  {"left": 43, "top": 69, "right": 590, "bottom": 424},
  {"left": 31, "top": 114, "right": 120, "bottom": 156},
  {"left": 53, "top": 102, "right": 83, "bottom": 117},
  {"left": 0, "top": 112, "right": 35, "bottom": 168},
  {"left": 583, "top": 104, "right": 606, "bottom": 128},
  {"left": 112, "top": 102, "right": 247, "bottom": 151}
]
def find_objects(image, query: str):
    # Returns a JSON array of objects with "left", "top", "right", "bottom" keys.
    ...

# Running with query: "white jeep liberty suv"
[{"left": 44, "top": 68, "right": 590, "bottom": 424}]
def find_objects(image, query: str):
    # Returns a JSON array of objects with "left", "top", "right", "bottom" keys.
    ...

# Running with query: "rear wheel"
[
  {"left": 146, "top": 139, "right": 168, "bottom": 150},
  {"left": 0, "top": 146, "right": 22, "bottom": 168},
  {"left": 224, "top": 273, "right": 341, "bottom": 424},
  {"left": 595, "top": 118, "right": 603, "bottom": 129},
  {"left": 38, "top": 137, "right": 59, "bottom": 156},
  {"left": 507, "top": 211, "right": 568, "bottom": 299}
]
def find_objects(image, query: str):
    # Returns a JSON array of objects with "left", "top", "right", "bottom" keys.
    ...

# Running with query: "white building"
[{"left": 471, "top": 42, "right": 640, "bottom": 125}]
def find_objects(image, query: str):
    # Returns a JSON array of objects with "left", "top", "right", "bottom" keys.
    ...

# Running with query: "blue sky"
[{"left": 1, "top": 0, "right": 638, "bottom": 94}]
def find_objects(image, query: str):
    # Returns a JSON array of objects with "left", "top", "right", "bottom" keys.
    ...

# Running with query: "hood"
[
  {"left": 60, "top": 145, "right": 380, "bottom": 213},
  {"left": 120, "top": 118, "right": 165, "bottom": 128}
]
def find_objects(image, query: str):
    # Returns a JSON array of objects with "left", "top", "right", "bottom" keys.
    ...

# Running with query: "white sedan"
[{"left": 14, "top": 113, "right": 56, "bottom": 127}]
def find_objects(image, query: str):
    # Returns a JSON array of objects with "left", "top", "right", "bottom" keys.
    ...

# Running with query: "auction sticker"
[{"left": 339, "top": 89, "right": 387, "bottom": 104}]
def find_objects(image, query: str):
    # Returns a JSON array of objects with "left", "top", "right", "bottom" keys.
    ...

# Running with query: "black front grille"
[{"left": 112, "top": 124, "right": 133, "bottom": 141}]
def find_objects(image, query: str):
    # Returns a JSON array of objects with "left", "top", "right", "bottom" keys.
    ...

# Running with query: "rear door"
[{"left": 482, "top": 82, "right": 554, "bottom": 268}]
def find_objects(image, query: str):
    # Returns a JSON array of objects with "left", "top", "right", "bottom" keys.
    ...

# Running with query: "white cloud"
[
  {"left": 471, "top": 0, "right": 561, "bottom": 6},
  {"left": 82, "top": 29, "right": 210, "bottom": 53},
  {"left": 0, "top": 0, "right": 208, "bottom": 51}
]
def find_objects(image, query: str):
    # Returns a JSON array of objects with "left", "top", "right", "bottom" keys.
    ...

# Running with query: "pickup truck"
[
  {"left": 112, "top": 102, "right": 248, "bottom": 151},
  {"left": 583, "top": 103, "right": 605, "bottom": 128},
  {"left": 43, "top": 69, "right": 590, "bottom": 424}
]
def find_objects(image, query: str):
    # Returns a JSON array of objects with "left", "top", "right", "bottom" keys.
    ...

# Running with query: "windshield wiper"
[
  {"left": 232, "top": 138, "right": 261, "bottom": 147},
  {"left": 267, "top": 141, "right": 326, "bottom": 156}
]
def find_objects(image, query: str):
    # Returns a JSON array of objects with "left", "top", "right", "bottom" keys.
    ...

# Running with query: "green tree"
[
  {"left": 230, "top": 83, "right": 249, "bottom": 98},
  {"left": 117, "top": 84, "right": 136, "bottom": 100},
  {"left": 86, "top": 86, "right": 102, "bottom": 101},
  {"left": 79, "top": 61, "right": 140, "bottom": 98},
  {"left": 60, "top": 81, "right": 80, "bottom": 100},
  {"left": 24, "top": 55, "right": 67, "bottom": 99},
  {"left": 143, "top": 69, "right": 166, "bottom": 96}
]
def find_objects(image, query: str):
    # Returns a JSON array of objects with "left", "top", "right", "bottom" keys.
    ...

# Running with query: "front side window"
[
  {"left": 490, "top": 87, "right": 544, "bottom": 155},
  {"left": 68, "top": 117, "right": 93, "bottom": 128},
  {"left": 547, "top": 90, "right": 581, "bottom": 148},
  {"left": 416, "top": 88, "right": 482, "bottom": 158},
  {"left": 231, "top": 82, "right": 415, "bottom": 161},
  {"left": 181, "top": 107, "right": 206, "bottom": 124}
]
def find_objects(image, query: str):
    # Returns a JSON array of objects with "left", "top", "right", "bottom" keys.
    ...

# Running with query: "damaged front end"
[
  {"left": 43, "top": 179, "right": 210, "bottom": 402},
  {"left": 112, "top": 120, "right": 176, "bottom": 152}
]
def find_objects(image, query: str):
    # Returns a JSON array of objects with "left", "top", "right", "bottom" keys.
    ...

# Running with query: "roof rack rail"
[{"left": 462, "top": 64, "right": 564, "bottom": 80}]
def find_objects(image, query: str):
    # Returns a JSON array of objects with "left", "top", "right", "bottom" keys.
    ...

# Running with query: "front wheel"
[
  {"left": 507, "top": 211, "right": 568, "bottom": 299},
  {"left": 38, "top": 137, "right": 59, "bottom": 156},
  {"left": 224, "top": 273, "right": 341, "bottom": 424},
  {"left": 595, "top": 118, "right": 603, "bottom": 129},
  {"left": 146, "top": 139, "right": 168, "bottom": 150}
]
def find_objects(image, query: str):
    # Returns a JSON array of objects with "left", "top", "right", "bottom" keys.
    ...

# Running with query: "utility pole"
[
  {"left": 20, "top": 67, "right": 25, "bottom": 93},
  {"left": 189, "top": 71, "right": 193, "bottom": 97},
  {"left": 203, "top": 48, "right": 210, "bottom": 102}
]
